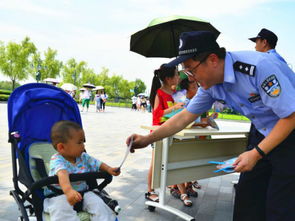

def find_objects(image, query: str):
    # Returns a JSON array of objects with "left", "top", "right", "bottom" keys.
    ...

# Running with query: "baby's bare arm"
[
  {"left": 100, "top": 163, "right": 121, "bottom": 176},
  {"left": 56, "top": 170, "right": 82, "bottom": 205}
]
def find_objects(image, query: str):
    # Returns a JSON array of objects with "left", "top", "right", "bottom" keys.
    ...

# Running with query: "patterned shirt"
[{"left": 44, "top": 152, "right": 102, "bottom": 196}]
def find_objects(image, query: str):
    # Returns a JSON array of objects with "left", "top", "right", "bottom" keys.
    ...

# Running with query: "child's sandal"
[
  {"left": 180, "top": 194, "right": 192, "bottom": 207},
  {"left": 186, "top": 186, "right": 198, "bottom": 197},
  {"left": 145, "top": 191, "right": 159, "bottom": 202},
  {"left": 192, "top": 181, "right": 201, "bottom": 190},
  {"left": 170, "top": 187, "right": 181, "bottom": 199}
]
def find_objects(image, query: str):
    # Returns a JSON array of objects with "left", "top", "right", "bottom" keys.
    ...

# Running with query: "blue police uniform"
[
  {"left": 247, "top": 48, "right": 288, "bottom": 163},
  {"left": 187, "top": 51, "right": 295, "bottom": 221},
  {"left": 267, "top": 48, "right": 287, "bottom": 64}
]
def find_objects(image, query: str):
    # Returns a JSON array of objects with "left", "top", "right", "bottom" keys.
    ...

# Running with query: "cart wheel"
[{"left": 148, "top": 205, "right": 156, "bottom": 212}]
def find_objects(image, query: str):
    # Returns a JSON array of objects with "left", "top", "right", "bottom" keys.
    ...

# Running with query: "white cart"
[{"left": 141, "top": 122, "right": 249, "bottom": 221}]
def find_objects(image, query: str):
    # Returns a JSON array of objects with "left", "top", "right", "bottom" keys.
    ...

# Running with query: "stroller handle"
[{"left": 29, "top": 171, "right": 112, "bottom": 194}]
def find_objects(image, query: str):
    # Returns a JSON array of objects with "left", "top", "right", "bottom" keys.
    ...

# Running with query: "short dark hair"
[
  {"left": 260, "top": 38, "right": 276, "bottom": 49},
  {"left": 51, "top": 120, "right": 82, "bottom": 149},
  {"left": 192, "top": 47, "right": 226, "bottom": 61}
]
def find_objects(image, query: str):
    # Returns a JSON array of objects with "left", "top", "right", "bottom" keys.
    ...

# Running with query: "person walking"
[
  {"left": 80, "top": 88, "right": 91, "bottom": 112},
  {"left": 131, "top": 96, "right": 137, "bottom": 110},
  {"left": 101, "top": 90, "right": 108, "bottom": 112},
  {"left": 95, "top": 90, "right": 102, "bottom": 112},
  {"left": 127, "top": 31, "right": 295, "bottom": 221}
]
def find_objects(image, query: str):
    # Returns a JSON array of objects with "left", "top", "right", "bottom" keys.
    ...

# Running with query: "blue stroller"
[{"left": 7, "top": 83, "right": 119, "bottom": 221}]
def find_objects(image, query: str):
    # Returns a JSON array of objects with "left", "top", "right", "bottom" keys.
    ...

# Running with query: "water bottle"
[
  {"left": 107, "top": 199, "right": 121, "bottom": 214},
  {"left": 94, "top": 189, "right": 121, "bottom": 215}
]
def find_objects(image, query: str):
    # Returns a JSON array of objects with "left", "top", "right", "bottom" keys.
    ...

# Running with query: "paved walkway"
[{"left": 0, "top": 103, "right": 249, "bottom": 221}]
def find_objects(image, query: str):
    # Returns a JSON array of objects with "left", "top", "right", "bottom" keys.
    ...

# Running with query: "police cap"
[
  {"left": 249, "top": 28, "right": 278, "bottom": 47},
  {"left": 167, "top": 31, "right": 220, "bottom": 67}
]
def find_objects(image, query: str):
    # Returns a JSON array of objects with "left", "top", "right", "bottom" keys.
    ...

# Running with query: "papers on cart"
[{"left": 208, "top": 157, "right": 237, "bottom": 173}]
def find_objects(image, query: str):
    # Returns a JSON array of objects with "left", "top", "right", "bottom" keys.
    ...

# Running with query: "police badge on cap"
[{"left": 167, "top": 31, "right": 220, "bottom": 67}]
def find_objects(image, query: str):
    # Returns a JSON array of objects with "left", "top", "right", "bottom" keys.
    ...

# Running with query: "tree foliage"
[
  {"left": 41, "top": 48, "right": 63, "bottom": 80},
  {"left": 61, "top": 58, "right": 87, "bottom": 87},
  {"left": 0, "top": 37, "right": 36, "bottom": 89},
  {"left": 0, "top": 37, "right": 147, "bottom": 98},
  {"left": 30, "top": 48, "right": 63, "bottom": 81},
  {"left": 134, "top": 78, "right": 146, "bottom": 96}
]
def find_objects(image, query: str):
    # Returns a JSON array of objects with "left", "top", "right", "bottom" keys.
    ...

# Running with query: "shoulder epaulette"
[{"left": 233, "top": 61, "right": 256, "bottom": 76}]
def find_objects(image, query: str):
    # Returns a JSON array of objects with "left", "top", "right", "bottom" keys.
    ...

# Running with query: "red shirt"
[{"left": 152, "top": 88, "right": 175, "bottom": 126}]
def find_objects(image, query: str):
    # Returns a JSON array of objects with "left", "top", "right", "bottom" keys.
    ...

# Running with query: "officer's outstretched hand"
[
  {"left": 233, "top": 149, "right": 262, "bottom": 172},
  {"left": 126, "top": 134, "right": 150, "bottom": 153}
]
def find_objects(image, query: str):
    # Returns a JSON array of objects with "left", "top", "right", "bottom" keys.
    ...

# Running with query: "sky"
[{"left": 0, "top": 0, "right": 294, "bottom": 92}]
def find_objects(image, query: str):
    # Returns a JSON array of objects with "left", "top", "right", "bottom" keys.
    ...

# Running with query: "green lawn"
[
  {"left": 105, "top": 103, "right": 250, "bottom": 121},
  {"left": 209, "top": 112, "right": 250, "bottom": 121}
]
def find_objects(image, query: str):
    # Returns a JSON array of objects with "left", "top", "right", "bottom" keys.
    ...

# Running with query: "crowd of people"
[
  {"left": 78, "top": 88, "right": 108, "bottom": 112},
  {"left": 131, "top": 95, "right": 150, "bottom": 112}
]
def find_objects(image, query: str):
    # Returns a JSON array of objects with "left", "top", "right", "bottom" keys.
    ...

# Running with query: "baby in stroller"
[
  {"left": 43, "top": 120, "right": 120, "bottom": 221},
  {"left": 7, "top": 83, "right": 120, "bottom": 221}
]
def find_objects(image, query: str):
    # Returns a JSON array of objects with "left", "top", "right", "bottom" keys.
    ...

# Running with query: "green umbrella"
[{"left": 130, "top": 15, "right": 220, "bottom": 58}]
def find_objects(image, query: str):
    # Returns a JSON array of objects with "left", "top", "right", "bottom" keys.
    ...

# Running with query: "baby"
[{"left": 43, "top": 120, "right": 120, "bottom": 221}]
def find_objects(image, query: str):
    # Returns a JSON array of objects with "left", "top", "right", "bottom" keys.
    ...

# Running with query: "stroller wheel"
[{"left": 147, "top": 205, "right": 156, "bottom": 212}]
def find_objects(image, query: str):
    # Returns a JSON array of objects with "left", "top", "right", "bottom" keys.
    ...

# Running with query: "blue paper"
[{"left": 208, "top": 157, "right": 237, "bottom": 173}]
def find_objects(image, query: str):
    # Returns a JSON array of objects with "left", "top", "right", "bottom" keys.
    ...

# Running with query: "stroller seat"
[{"left": 28, "top": 142, "right": 90, "bottom": 221}]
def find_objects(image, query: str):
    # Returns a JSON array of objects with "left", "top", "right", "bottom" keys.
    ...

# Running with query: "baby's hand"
[
  {"left": 108, "top": 167, "right": 121, "bottom": 176},
  {"left": 65, "top": 189, "right": 82, "bottom": 206}
]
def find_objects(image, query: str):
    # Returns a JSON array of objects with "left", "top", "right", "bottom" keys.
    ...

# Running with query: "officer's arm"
[
  {"left": 148, "top": 109, "right": 198, "bottom": 142},
  {"left": 128, "top": 109, "right": 198, "bottom": 151},
  {"left": 257, "top": 111, "right": 295, "bottom": 154}
]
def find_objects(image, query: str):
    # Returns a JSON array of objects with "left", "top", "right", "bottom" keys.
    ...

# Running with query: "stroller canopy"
[{"left": 8, "top": 83, "right": 82, "bottom": 151}]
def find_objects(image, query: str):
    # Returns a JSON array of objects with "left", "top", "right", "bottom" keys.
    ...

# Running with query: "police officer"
[
  {"left": 126, "top": 31, "right": 295, "bottom": 221},
  {"left": 249, "top": 28, "right": 286, "bottom": 63},
  {"left": 247, "top": 28, "right": 288, "bottom": 161}
]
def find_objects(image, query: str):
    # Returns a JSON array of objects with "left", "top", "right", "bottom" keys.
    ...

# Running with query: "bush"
[
  {"left": 0, "top": 81, "right": 20, "bottom": 90},
  {"left": 0, "top": 94, "right": 9, "bottom": 101},
  {"left": 0, "top": 89, "right": 12, "bottom": 95},
  {"left": 106, "top": 102, "right": 131, "bottom": 108},
  {"left": 221, "top": 108, "right": 240, "bottom": 115}
]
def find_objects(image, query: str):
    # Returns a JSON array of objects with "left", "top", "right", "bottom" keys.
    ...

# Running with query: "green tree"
[
  {"left": 96, "top": 67, "right": 110, "bottom": 86},
  {"left": 134, "top": 78, "right": 146, "bottom": 96},
  {"left": 81, "top": 67, "right": 97, "bottom": 85},
  {"left": 30, "top": 48, "right": 62, "bottom": 82},
  {"left": 107, "top": 75, "right": 124, "bottom": 98},
  {"left": 61, "top": 58, "right": 87, "bottom": 87},
  {"left": 120, "top": 79, "right": 133, "bottom": 98},
  {"left": 42, "top": 48, "right": 63, "bottom": 80},
  {"left": 0, "top": 37, "right": 36, "bottom": 90}
]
